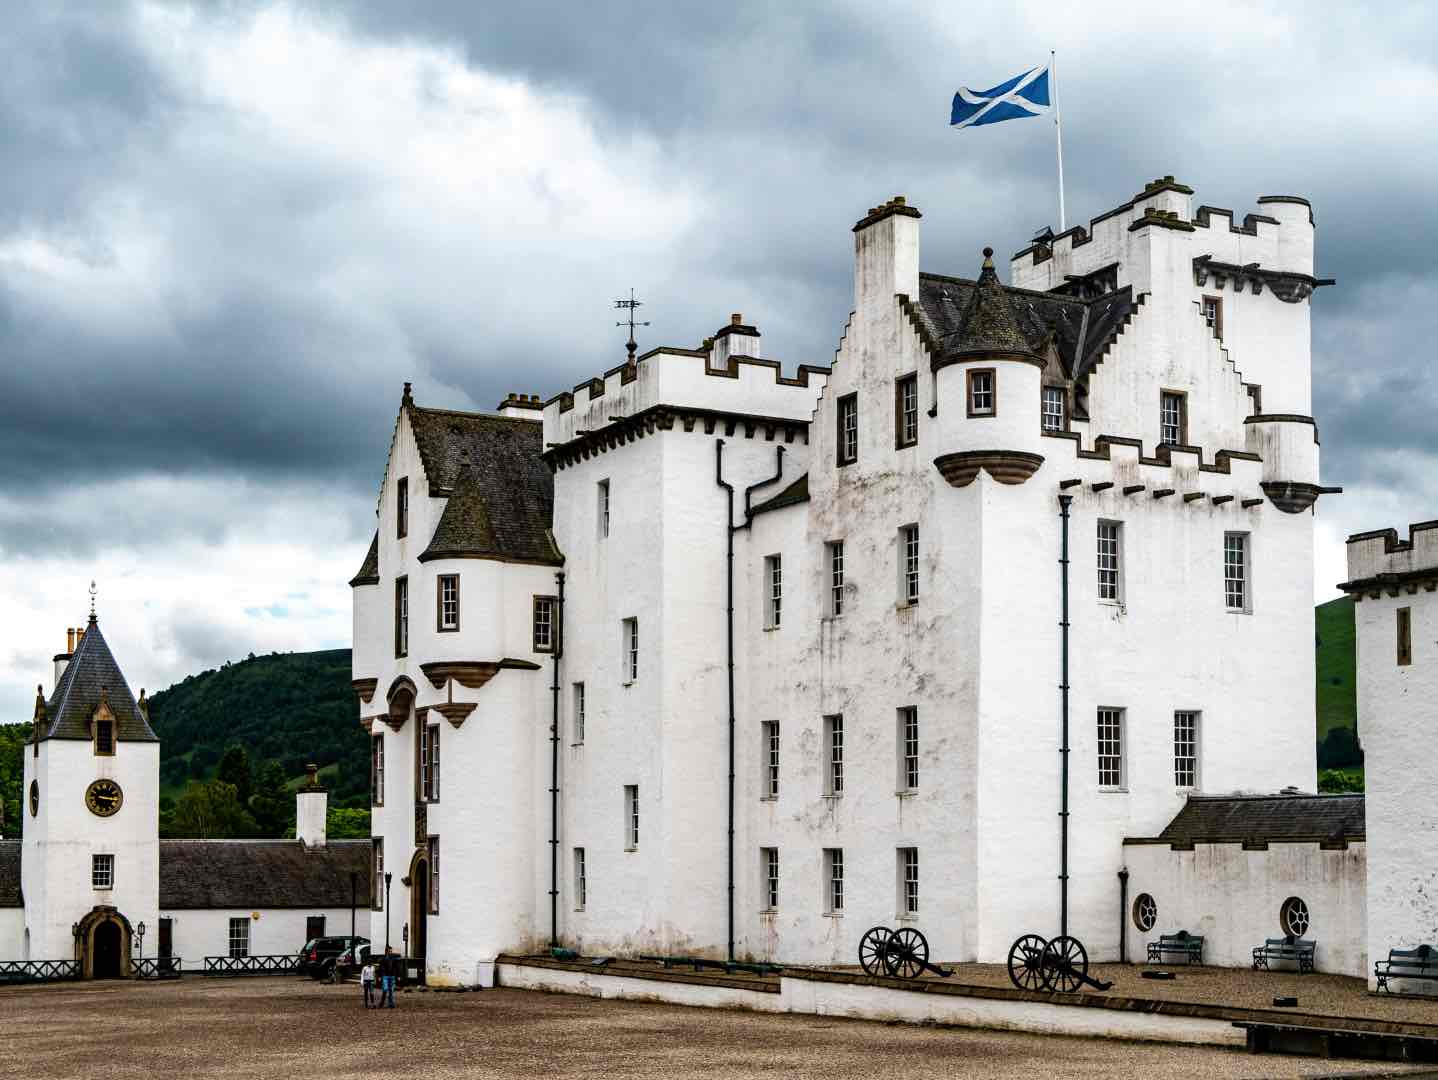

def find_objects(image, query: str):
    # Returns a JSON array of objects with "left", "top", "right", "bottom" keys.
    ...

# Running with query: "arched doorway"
[
  {"left": 409, "top": 852, "right": 429, "bottom": 967},
  {"left": 93, "top": 921, "right": 122, "bottom": 978},
  {"left": 77, "top": 906, "right": 133, "bottom": 979}
]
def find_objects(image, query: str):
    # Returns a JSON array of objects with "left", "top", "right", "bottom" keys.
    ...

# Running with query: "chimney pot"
[
  {"left": 893, "top": 195, "right": 906, "bottom": 206},
  {"left": 730, "top": 313, "right": 742, "bottom": 326}
]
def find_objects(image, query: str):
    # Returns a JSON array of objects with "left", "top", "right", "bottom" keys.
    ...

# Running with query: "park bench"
[
  {"left": 1374, "top": 944, "right": 1438, "bottom": 994},
  {"left": 1146, "top": 930, "right": 1204, "bottom": 965},
  {"left": 1252, "top": 935, "right": 1316, "bottom": 974}
]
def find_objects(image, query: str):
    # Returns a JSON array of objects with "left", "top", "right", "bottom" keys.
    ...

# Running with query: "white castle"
[{"left": 352, "top": 176, "right": 1354, "bottom": 986}]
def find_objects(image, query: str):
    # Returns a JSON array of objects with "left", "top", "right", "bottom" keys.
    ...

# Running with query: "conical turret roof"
[
  {"left": 947, "top": 248, "right": 1041, "bottom": 360},
  {"left": 35, "top": 616, "right": 158, "bottom": 743}
]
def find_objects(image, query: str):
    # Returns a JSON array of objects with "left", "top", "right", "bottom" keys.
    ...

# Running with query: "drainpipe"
[
  {"left": 1058, "top": 493, "right": 1073, "bottom": 940},
  {"left": 715, "top": 441, "right": 736, "bottom": 962},
  {"left": 714, "top": 443, "right": 785, "bottom": 964},
  {"left": 549, "top": 570, "right": 566, "bottom": 949},
  {"left": 1117, "top": 867, "right": 1129, "bottom": 963}
]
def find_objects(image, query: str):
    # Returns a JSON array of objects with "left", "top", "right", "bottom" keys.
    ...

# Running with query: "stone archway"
[
  {"left": 407, "top": 847, "right": 429, "bottom": 970},
  {"left": 77, "top": 905, "right": 133, "bottom": 979}
]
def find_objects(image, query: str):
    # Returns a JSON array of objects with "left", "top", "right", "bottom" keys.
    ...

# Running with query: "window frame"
[
  {"left": 598, "top": 479, "right": 611, "bottom": 539},
  {"left": 93, "top": 715, "right": 115, "bottom": 757},
  {"left": 1160, "top": 389, "right": 1188, "bottom": 447},
  {"left": 761, "top": 847, "right": 779, "bottom": 912},
  {"left": 827, "top": 540, "right": 845, "bottom": 617},
  {"left": 427, "top": 836, "right": 440, "bottom": 914},
  {"left": 371, "top": 733, "right": 384, "bottom": 807},
  {"left": 899, "top": 524, "right": 920, "bottom": 606},
  {"left": 764, "top": 554, "right": 783, "bottom": 629},
  {"left": 394, "top": 576, "right": 409, "bottom": 658},
  {"left": 824, "top": 848, "right": 844, "bottom": 915},
  {"left": 573, "top": 682, "right": 586, "bottom": 744},
  {"left": 418, "top": 722, "right": 440, "bottom": 803},
  {"left": 397, "top": 477, "right": 408, "bottom": 540},
  {"left": 1097, "top": 707, "right": 1126, "bottom": 790},
  {"left": 1041, "top": 384, "right": 1066, "bottom": 433},
  {"left": 1201, "top": 294, "right": 1223, "bottom": 339},
  {"left": 761, "top": 720, "right": 780, "bottom": 800},
  {"left": 895, "top": 373, "right": 919, "bottom": 448},
  {"left": 898, "top": 847, "right": 919, "bottom": 917},
  {"left": 836, "top": 392, "right": 859, "bottom": 466},
  {"left": 1097, "top": 520, "right": 1124, "bottom": 604},
  {"left": 1398, "top": 606, "right": 1412, "bottom": 667},
  {"left": 533, "top": 595, "right": 557, "bottom": 653},
  {"left": 624, "top": 784, "right": 639, "bottom": 850},
  {"left": 1174, "top": 710, "right": 1200, "bottom": 789},
  {"left": 436, "top": 574, "right": 460, "bottom": 633},
  {"left": 966, "top": 368, "right": 996, "bottom": 418},
  {"left": 1224, "top": 531, "right": 1251, "bottom": 613},
  {"left": 622, "top": 618, "right": 639, "bottom": 684},
  {"left": 823, "top": 714, "right": 844, "bottom": 797},
  {"left": 573, "top": 847, "right": 586, "bottom": 911},
  {"left": 372, "top": 838, "right": 384, "bottom": 911},
  {"left": 897, "top": 706, "right": 919, "bottom": 793},
  {"left": 92, "top": 853, "right": 114, "bottom": 890},
  {"left": 228, "top": 916, "right": 250, "bottom": 959}
]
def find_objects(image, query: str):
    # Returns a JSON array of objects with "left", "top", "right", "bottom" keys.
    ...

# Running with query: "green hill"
[{"left": 1315, "top": 596, "right": 1357, "bottom": 742}]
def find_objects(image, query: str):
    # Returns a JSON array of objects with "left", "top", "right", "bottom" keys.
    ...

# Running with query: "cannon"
[
  {"left": 858, "top": 926, "right": 953, "bottom": 980},
  {"left": 1006, "top": 934, "right": 1113, "bottom": 993}
]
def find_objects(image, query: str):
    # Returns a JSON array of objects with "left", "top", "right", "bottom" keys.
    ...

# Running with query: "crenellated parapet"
[{"left": 1342, "top": 521, "right": 1438, "bottom": 596}]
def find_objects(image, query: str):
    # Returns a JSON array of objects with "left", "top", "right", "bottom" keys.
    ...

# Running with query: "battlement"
[
  {"left": 1010, "top": 177, "right": 1318, "bottom": 294},
  {"left": 542, "top": 315, "right": 827, "bottom": 454},
  {"left": 1343, "top": 521, "right": 1438, "bottom": 590}
]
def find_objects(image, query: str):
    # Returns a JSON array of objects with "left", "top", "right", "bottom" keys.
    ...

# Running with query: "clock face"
[
  {"left": 29, "top": 780, "right": 38, "bottom": 817},
  {"left": 85, "top": 779, "right": 123, "bottom": 817}
]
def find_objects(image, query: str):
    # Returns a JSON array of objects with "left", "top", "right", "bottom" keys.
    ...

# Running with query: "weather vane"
[
  {"left": 89, "top": 580, "right": 97, "bottom": 619},
  {"left": 614, "top": 289, "right": 650, "bottom": 363}
]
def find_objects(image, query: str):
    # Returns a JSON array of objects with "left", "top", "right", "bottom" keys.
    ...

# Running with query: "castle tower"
[{"left": 22, "top": 610, "right": 160, "bottom": 975}]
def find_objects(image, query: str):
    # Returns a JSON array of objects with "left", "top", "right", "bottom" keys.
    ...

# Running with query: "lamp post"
[
  {"left": 384, "top": 872, "right": 393, "bottom": 953},
  {"left": 136, "top": 921, "right": 146, "bottom": 961}
]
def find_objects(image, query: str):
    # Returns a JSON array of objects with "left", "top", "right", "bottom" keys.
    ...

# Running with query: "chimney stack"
[
  {"left": 496, "top": 393, "right": 545, "bottom": 419},
  {"left": 852, "top": 194, "right": 922, "bottom": 312},
  {"left": 296, "top": 763, "right": 328, "bottom": 849},
  {"left": 707, "top": 312, "right": 761, "bottom": 370},
  {"left": 54, "top": 629, "right": 76, "bottom": 691}
]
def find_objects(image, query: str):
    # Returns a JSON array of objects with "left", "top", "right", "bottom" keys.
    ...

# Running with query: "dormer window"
[
  {"left": 397, "top": 477, "right": 409, "bottom": 539},
  {"left": 1042, "top": 386, "right": 1066, "bottom": 432},
  {"left": 95, "top": 719, "right": 114, "bottom": 756}
]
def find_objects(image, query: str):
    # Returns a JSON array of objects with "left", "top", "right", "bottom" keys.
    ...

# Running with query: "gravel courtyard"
[{"left": 7, "top": 977, "right": 1438, "bottom": 1079}]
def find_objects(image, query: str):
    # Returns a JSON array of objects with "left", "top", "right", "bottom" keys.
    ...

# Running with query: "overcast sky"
[{"left": 3, "top": 1, "right": 1435, "bottom": 720}]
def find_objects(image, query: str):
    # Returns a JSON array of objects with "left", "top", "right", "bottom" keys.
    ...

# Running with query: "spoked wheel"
[
  {"left": 1006, "top": 934, "right": 1049, "bottom": 991},
  {"left": 1042, "top": 935, "right": 1089, "bottom": 993},
  {"left": 885, "top": 927, "right": 929, "bottom": 979},
  {"left": 858, "top": 925, "right": 893, "bottom": 977}
]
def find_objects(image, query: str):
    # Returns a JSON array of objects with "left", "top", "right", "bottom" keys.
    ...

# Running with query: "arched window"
[{"left": 1280, "top": 896, "right": 1309, "bottom": 937}]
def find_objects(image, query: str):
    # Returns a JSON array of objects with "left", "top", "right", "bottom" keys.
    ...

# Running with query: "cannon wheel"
[
  {"left": 885, "top": 927, "right": 929, "bottom": 979},
  {"left": 1006, "top": 934, "right": 1049, "bottom": 991},
  {"left": 1042, "top": 935, "right": 1089, "bottom": 993},
  {"left": 858, "top": 926, "right": 893, "bottom": 977}
]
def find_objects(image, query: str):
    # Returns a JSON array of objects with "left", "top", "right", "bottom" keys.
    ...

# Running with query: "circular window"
[
  {"left": 1280, "top": 896, "right": 1309, "bottom": 937},
  {"left": 28, "top": 780, "right": 38, "bottom": 817},
  {"left": 1132, "top": 892, "right": 1157, "bottom": 932}
]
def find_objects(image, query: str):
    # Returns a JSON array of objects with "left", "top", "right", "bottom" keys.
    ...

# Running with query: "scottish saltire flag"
[{"left": 951, "top": 65, "right": 1051, "bottom": 128}]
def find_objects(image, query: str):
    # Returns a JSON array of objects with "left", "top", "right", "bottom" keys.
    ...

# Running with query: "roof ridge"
[{"left": 413, "top": 404, "right": 540, "bottom": 425}]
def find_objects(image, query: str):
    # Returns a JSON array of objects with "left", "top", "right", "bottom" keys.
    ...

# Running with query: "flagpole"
[{"left": 1052, "top": 49, "right": 1066, "bottom": 232}]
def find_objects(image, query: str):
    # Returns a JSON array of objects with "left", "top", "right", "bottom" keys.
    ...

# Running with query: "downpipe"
[
  {"left": 549, "top": 570, "right": 565, "bottom": 948},
  {"left": 1118, "top": 867, "right": 1130, "bottom": 963},
  {"left": 1058, "top": 493, "right": 1073, "bottom": 940},
  {"left": 713, "top": 442, "right": 785, "bottom": 963}
]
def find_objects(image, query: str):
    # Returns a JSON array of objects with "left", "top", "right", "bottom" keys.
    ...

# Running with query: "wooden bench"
[
  {"left": 1375, "top": 944, "right": 1438, "bottom": 994},
  {"left": 1252, "top": 935, "right": 1316, "bottom": 974},
  {"left": 1146, "top": 930, "right": 1204, "bottom": 965}
]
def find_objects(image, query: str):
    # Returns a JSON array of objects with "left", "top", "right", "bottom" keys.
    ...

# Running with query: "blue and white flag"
[{"left": 951, "top": 65, "right": 1051, "bottom": 128}]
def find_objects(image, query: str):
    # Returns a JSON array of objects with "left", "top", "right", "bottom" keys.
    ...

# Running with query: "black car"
[{"left": 301, "top": 935, "right": 368, "bottom": 979}]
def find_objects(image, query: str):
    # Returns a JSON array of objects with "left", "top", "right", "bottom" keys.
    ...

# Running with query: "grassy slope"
[{"left": 1315, "top": 596, "right": 1358, "bottom": 741}]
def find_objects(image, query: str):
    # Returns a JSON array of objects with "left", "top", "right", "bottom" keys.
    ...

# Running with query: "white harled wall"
[{"left": 1349, "top": 524, "right": 1438, "bottom": 991}]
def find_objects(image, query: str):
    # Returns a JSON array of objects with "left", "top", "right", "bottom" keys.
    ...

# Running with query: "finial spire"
[
  {"left": 614, "top": 288, "right": 650, "bottom": 364},
  {"left": 88, "top": 580, "right": 97, "bottom": 623}
]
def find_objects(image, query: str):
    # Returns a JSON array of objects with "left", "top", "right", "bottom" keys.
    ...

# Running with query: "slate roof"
[
  {"left": 409, "top": 406, "right": 562, "bottom": 566},
  {"left": 34, "top": 617, "right": 158, "bottom": 744},
  {"left": 158, "top": 839, "right": 372, "bottom": 909},
  {"left": 1131, "top": 794, "right": 1365, "bottom": 846},
  {"left": 750, "top": 473, "right": 810, "bottom": 517},
  {"left": 0, "top": 841, "right": 20, "bottom": 907},
  {"left": 349, "top": 533, "right": 379, "bottom": 587},
  {"left": 918, "top": 272, "right": 1137, "bottom": 384}
]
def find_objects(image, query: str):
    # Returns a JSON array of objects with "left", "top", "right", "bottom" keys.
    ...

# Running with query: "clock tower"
[{"left": 21, "top": 607, "right": 160, "bottom": 976}]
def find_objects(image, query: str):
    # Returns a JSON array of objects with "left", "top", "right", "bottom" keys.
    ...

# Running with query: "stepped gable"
[
  {"left": 349, "top": 532, "right": 379, "bottom": 587},
  {"left": 407, "top": 404, "right": 562, "bottom": 567},
  {"left": 918, "top": 269, "right": 1136, "bottom": 381},
  {"left": 0, "top": 841, "right": 19, "bottom": 907},
  {"left": 35, "top": 616, "right": 157, "bottom": 743},
  {"left": 1140, "top": 793, "right": 1365, "bottom": 846},
  {"left": 159, "top": 839, "right": 371, "bottom": 908}
]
